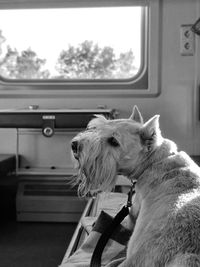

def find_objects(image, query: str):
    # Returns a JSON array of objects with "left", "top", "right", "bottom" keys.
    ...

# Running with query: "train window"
[
  {"left": 0, "top": 7, "right": 143, "bottom": 81},
  {"left": 0, "top": 0, "right": 161, "bottom": 96}
]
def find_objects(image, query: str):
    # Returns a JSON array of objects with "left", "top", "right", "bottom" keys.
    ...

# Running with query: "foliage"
[
  {"left": 0, "top": 30, "right": 6, "bottom": 54},
  {"left": 0, "top": 31, "right": 137, "bottom": 80},
  {"left": 56, "top": 40, "right": 137, "bottom": 79},
  {"left": 0, "top": 46, "right": 50, "bottom": 79}
]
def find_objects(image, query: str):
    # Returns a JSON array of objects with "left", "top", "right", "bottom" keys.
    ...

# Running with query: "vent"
[
  {"left": 23, "top": 183, "right": 78, "bottom": 197},
  {"left": 16, "top": 180, "right": 86, "bottom": 222}
]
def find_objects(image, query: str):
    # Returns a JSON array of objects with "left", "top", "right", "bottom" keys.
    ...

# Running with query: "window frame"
[{"left": 0, "top": 0, "right": 161, "bottom": 98}]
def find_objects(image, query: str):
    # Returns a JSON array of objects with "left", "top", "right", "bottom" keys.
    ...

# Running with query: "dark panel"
[
  {"left": 0, "top": 154, "right": 16, "bottom": 176},
  {"left": 0, "top": 109, "right": 113, "bottom": 129}
]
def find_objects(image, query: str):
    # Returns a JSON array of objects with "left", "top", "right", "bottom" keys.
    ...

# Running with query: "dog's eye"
[{"left": 107, "top": 136, "right": 120, "bottom": 147}]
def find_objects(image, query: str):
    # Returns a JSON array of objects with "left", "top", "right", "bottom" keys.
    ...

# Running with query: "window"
[
  {"left": 0, "top": 0, "right": 161, "bottom": 97},
  {"left": 0, "top": 7, "right": 143, "bottom": 81}
]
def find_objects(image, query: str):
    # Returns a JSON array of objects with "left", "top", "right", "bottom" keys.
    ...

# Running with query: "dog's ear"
[
  {"left": 129, "top": 105, "right": 143, "bottom": 124},
  {"left": 87, "top": 115, "right": 107, "bottom": 129},
  {"left": 140, "top": 115, "right": 162, "bottom": 150}
]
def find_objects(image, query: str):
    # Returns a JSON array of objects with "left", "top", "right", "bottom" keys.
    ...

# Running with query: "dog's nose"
[{"left": 71, "top": 140, "right": 78, "bottom": 154}]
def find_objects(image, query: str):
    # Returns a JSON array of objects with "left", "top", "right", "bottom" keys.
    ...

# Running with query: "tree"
[
  {"left": 0, "top": 46, "right": 18, "bottom": 78},
  {"left": 15, "top": 48, "right": 50, "bottom": 79},
  {"left": 0, "top": 47, "right": 50, "bottom": 79},
  {"left": 0, "top": 30, "right": 137, "bottom": 80},
  {"left": 56, "top": 41, "right": 115, "bottom": 79},
  {"left": 115, "top": 50, "right": 137, "bottom": 78},
  {"left": 56, "top": 40, "right": 137, "bottom": 79},
  {"left": 0, "top": 30, "right": 50, "bottom": 80},
  {"left": 0, "top": 30, "right": 5, "bottom": 55}
]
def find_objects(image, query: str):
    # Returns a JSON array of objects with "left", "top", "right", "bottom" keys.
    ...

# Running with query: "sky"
[{"left": 0, "top": 6, "right": 142, "bottom": 74}]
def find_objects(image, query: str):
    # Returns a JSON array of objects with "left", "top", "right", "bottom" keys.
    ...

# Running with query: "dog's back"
[{"left": 125, "top": 139, "right": 200, "bottom": 267}]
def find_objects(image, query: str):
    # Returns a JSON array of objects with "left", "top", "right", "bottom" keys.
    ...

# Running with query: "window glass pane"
[{"left": 0, "top": 7, "right": 143, "bottom": 80}]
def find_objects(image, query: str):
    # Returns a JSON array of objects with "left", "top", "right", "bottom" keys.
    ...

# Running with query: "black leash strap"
[{"left": 90, "top": 183, "right": 135, "bottom": 267}]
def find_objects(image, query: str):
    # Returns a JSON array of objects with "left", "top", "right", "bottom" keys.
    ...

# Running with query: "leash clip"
[{"left": 126, "top": 181, "right": 136, "bottom": 208}]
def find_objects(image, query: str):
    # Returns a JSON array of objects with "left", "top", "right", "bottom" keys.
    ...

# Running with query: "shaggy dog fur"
[{"left": 71, "top": 106, "right": 200, "bottom": 267}]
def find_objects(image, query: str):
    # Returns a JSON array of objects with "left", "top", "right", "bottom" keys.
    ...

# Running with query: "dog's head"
[{"left": 71, "top": 106, "right": 162, "bottom": 196}]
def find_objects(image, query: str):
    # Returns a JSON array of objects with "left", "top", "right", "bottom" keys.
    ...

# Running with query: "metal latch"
[{"left": 42, "top": 115, "right": 55, "bottom": 137}]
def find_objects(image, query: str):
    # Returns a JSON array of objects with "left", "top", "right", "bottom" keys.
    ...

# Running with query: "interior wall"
[{"left": 0, "top": 0, "right": 199, "bottom": 169}]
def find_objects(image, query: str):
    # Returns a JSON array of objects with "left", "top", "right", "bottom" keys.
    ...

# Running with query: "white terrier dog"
[{"left": 71, "top": 106, "right": 200, "bottom": 267}]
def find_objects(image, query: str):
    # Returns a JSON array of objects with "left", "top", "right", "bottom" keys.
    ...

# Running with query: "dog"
[{"left": 71, "top": 106, "right": 200, "bottom": 267}]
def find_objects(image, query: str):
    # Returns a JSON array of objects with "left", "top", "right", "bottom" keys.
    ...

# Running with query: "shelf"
[{"left": 17, "top": 167, "right": 76, "bottom": 178}]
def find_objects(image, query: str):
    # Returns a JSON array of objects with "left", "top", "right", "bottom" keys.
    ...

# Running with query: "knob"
[{"left": 43, "top": 126, "right": 54, "bottom": 137}]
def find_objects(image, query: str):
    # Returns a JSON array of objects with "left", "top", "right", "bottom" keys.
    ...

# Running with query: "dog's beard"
[{"left": 72, "top": 144, "right": 118, "bottom": 197}]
